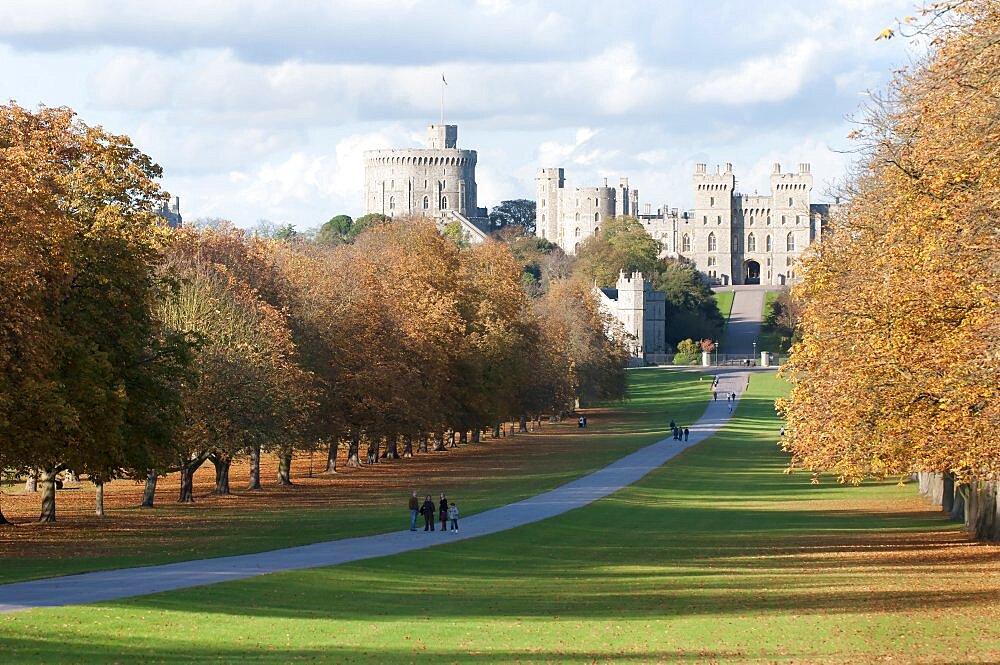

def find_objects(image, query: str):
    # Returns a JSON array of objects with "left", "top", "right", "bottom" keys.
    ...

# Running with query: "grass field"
[
  {"left": 0, "top": 370, "right": 710, "bottom": 585},
  {"left": 757, "top": 290, "right": 785, "bottom": 353},
  {"left": 714, "top": 290, "right": 735, "bottom": 323},
  {"left": 3, "top": 372, "right": 996, "bottom": 663}
]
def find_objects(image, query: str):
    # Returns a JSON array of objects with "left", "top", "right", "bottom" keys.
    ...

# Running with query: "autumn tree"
[
  {"left": 574, "top": 216, "right": 662, "bottom": 287},
  {"left": 0, "top": 103, "right": 189, "bottom": 522},
  {"left": 779, "top": 1, "right": 1000, "bottom": 540}
]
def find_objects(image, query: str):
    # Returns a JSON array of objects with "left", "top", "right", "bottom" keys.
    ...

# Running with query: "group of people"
[
  {"left": 668, "top": 419, "right": 689, "bottom": 442},
  {"left": 409, "top": 491, "right": 459, "bottom": 532}
]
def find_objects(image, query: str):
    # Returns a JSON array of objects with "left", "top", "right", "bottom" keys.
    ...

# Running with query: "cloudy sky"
[{"left": 1, "top": 0, "right": 922, "bottom": 229}]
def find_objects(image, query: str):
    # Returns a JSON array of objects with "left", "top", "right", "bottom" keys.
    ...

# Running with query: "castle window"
[
  {"left": 441, "top": 196, "right": 448, "bottom": 209},
  {"left": 766, "top": 234, "right": 773, "bottom": 252},
  {"left": 594, "top": 226, "right": 600, "bottom": 235},
  {"left": 786, "top": 232, "right": 795, "bottom": 251},
  {"left": 788, "top": 197, "right": 793, "bottom": 206},
  {"left": 717, "top": 215, "right": 722, "bottom": 224},
  {"left": 594, "top": 212, "right": 599, "bottom": 222},
  {"left": 576, "top": 199, "right": 580, "bottom": 207},
  {"left": 795, "top": 215, "right": 801, "bottom": 225},
  {"left": 749, "top": 216, "right": 754, "bottom": 226},
  {"left": 781, "top": 215, "right": 786, "bottom": 224},
  {"left": 575, "top": 227, "right": 581, "bottom": 237},
  {"left": 786, "top": 256, "right": 793, "bottom": 266},
  {"left": 541, "top": 199, "right": 546, "bottom": 207},
  {"left": 707, "top": 256, "right": 717, "bottom": 266},
  {"left": 423, "top": 196, "right": 429, "bottom": 210},
  {"left": 703, "top": 215, "right": 707, "bottom": 224},
  {"left": 681, "top": 234, "right": 691, "bottom": 252},
  {"left": 424, "top": 180, "right": 428, "bottom": 188},
  {"left": 747, "top": 233, "right": 756, "bottom": 252},
  {"left": 708, "top": 232, "right": 717, "bottom": 252},
  {"left": 710, "top": 196, "right": 715, "bottom": 206},
  {"left": 389, "top": 196, "right": 395, "bottom": 210},
  {"left": 541, "top": 214, "right": 546, "bottom": 222},
  {"left": 575, "top": 212, "right": 580, "bottom": 222},
  {"left": 767, "top": 216, "right": 771, "bottom": 225}
]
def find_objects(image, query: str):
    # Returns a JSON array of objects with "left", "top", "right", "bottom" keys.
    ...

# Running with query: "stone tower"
[
  {"left": 615, "top": 269, "right": 646, "bottom": 358},
  {"left": 536, "top": 167, "right": 564, "bottom": 243},
  {"left": 690, "top": 163, "right": 736, "bottom": 284},
  {"left": 363, "top": 124, "right": 484, "bottom": 224}
]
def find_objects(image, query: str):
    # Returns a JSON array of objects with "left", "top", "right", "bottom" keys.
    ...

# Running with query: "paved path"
[
  {"left": 721, "top": 287, "right": 767, "bottom": 355},
  {"left": 0, "top": 371, "right": 750, "bottom": 615}
]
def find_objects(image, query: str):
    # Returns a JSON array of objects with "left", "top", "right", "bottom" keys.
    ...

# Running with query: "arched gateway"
[{"left": 743, "top": 259, "right": 761, "bottom": 285}]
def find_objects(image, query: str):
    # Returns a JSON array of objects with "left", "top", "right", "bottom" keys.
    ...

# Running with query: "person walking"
[
  {"left": 439, "top": 493, "right": 449, "bottom": 533},
  {"left": 683, "top": 427, "right": 689, "bottom": 442},
  {"left": 713, "top": 390, "right": 717, "bottom": 401},
  {"left": 408, "top": 491, "right": 420, "bottom": 531},
  {"left": 448, "top": 502, "right": 459, "bottom": 532},
  {"left": 421, "top": 495, "right": 435, "bottom": 531}
]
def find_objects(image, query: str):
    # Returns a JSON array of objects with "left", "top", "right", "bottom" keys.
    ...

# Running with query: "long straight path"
[
  {"left": 721, "top": 287, "right": 767, "bottom": 355},
  {"left": 0, "top": 370, "right": 750, "bottom": 615}
]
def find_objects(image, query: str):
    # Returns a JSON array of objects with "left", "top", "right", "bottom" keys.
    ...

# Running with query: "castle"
[
  {"left": 537, "top": 163, "right": 829, "bottom": 286},
  {"left": 536, "top": 169, "right": 639, "bottom": 254},
  {"left": 595, "top": 270, "right": 667, "bottom": 365},
  {"left": 363, "top": 124, "right": 491, "bottom": 243}
]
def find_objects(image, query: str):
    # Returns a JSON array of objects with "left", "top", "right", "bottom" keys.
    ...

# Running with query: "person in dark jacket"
[
  {"left": 683, "top": 427, "right": 689, "bottom": 442},
  {"left": 439, "top": 494, "right": 449, "bottom": 533},
  {"left": 421, "top": 495, "right": 435, "bottom": 531},
  {"left": 408, "top": 491, "right": 420, "bottom": 531}
]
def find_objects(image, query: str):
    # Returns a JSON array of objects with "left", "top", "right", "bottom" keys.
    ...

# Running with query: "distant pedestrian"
[
  {"left": 439, "top": 494, "right": 449, "bottom": 533},
  {"left": 779, "top": 426, "right": 786, "bottom": 437},
  {"left": 713, "top": 390, "right": 717, "bottom": 401},
  {"left": 731, "top": 392, "right": 736, "bottom": 401},
  {"left": 421, "top": 495, "right": 435, "bottom": 531},
  {"left": 582, "top": 415, "right": 588, "bottom": 428},
  {"left": 578, "top": 416, "right": 585, "bottom": 428},
  {"left": 683, "top": 427, "right": 689, "bottom": 442},
  {"left": 409, "top": 491, "right": 419, "bottom": 531},
  {"left": 448, "top": 503, "right": 459, "bottom": 532},
  {"left": 669, "top": 418, "right": 676, "bottom": 431}
]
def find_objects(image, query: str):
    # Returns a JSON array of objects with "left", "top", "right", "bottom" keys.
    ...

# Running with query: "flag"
[{"left": 442, "top": 73, "right": 447, "bottom": 85}]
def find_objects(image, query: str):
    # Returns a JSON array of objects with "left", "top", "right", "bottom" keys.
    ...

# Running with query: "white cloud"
[{"left": 690, "top": 39, "right": 823, "bottom": 105}]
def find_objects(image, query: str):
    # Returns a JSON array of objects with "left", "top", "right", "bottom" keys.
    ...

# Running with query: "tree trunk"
[
  {"left": 519, "top": 416, "right": 528, "bottom": 433},
  {"left": 965, "top": 481, "right": 999, "bottom": 541},
  {"left": 178, "top": 465, "right": 196, "bottom": 503},
  {"left": 38, "top": 468, "right": 57, "bottom": 523},
  {"left": 142, "top": 469, "right": 158, "bottom": 508},
  {"left": 347, "top": 432, "right": 362, "bottom": 467},
  {"left": 942, "top": 472, "right": 955, "bottom": 514},
  {"left": 278, "top": 451, "right": 293, "bottom": 485},
  {"left": 434, "top": 430, "right": 447, "bottom": 452},
  {"left": 325, "top": 440, "right": 339, "bottom": 473},
  {"left": 24, "top": 469, "right": 37, "bottom": 493},
  {"left": 95, "top": 481, "right": 105, "bottom": 517},
  {"left": 952, "top": 483, "right": 966, "bottom": 521},
  {"left": 248, "top": 443, "right": 262, "bottom": 490},
  {"left": 211, "top": 455, "right": 232, "bottom": 495},
  {"left": 403, "top": 434, "right": 414, "bottom": 458},
  {"left": 471, "top": 429, "right": 480, "bottom": 443},
  {"left": 385, "top": 436, "right": 400, "bottom": 460}
]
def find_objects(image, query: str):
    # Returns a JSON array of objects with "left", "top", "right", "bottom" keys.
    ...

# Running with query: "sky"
[{"left": 0, "top": 0, "right": 923, "bottom": 230}]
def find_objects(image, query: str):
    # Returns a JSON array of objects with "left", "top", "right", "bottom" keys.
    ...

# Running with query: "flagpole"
[{"left": 440, "top": 74, "right": 445, "bottom": 126}]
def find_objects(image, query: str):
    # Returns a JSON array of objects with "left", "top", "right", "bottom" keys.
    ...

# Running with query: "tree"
[
  {"left": 316, "top": 214, "right": 354, "bottom": 246},
  {"left": 488, "top": 199, "right": 536, "bottom": 234},
  {"left": 652, "top": 259, "right": 725, "bottom": 348},
  {"left": 574, "top": 216, "right": 661, "bottom": 287},
  {"left": 0, "top": 103, "right": 190, "bottom": 522},
  {"left": 779, "top": 0, "right": 1000, "bottom": 540}
]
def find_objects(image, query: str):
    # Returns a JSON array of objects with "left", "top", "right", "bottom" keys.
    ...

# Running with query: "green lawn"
[
  {"left": 714, "top": 290, "right": 735, "bottom": 323},
  {"left": 757, "top": 290, "right": 786, "bottom": 353},
  {"left": 4, "top": 373, "right": 994, "bottom": 663},
  {"left": 0, "top": 370, "right": 710, "bottom": 585}
]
